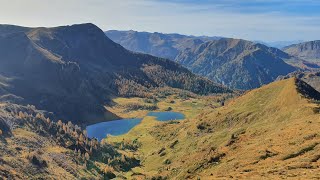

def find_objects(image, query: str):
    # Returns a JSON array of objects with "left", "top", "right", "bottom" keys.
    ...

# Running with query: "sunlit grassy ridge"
[{"left": 108, "top": 78, "right": 320, "bottom": 179}]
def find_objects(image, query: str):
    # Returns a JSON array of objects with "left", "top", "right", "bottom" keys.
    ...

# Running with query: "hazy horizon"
[{"left": 0, "top": 0, "right": 319, "bottom": 42}]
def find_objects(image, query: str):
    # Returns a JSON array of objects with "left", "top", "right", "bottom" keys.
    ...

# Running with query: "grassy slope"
[
  {"left": 0, "top": 88, "right": 230, "bottom": 179},
  {"left": 108, "top": 78, "right": 320, "bottom": 179},
  {"left": 104, "top": 87, "right": 232, "bottom": 121},
  {"left": 0, "top": 127, "right": 98, "bottom": 179},
  {"left": 0, "top": 102, "right": 109, "bottom": 179},
  {"left": 105, "top": 95, "right": 215, "bottom": 120}
]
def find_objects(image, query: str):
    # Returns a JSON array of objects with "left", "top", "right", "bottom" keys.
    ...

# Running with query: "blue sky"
[
  {"left": 162, "top": 0, "right": 320, "bottom": 15},
  {"left": 0, "top": 0, "right": 319, "bottom": 41}
]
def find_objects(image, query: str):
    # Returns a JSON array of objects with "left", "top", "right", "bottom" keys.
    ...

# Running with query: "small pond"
[
  {"left": 86, "top": 111, "right": 185, "bottom": 141},
  {"left": 146, "top": 111, "right": 185, "bottom": 121}
]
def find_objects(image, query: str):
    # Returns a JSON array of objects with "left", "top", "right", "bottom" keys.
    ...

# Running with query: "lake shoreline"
[{"left": 86, "top": 111, "right": 185, "bottom": 141}]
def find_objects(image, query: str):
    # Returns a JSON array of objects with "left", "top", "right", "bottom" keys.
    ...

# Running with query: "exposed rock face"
[{"left": 283, "top": 40, "right": 320, "bottom": 63}]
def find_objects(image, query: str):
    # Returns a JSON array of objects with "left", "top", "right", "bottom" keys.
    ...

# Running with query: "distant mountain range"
[
  {"left": 175, "top": 38, "right": 297, "bottom": 89},
  {"left": 256, "top": 40, "right": 304, "bottom": 49},
  {"left": 105, "top": 30, "right": 221, "bottom": 60},
  {"left": 106, "top": 30, "right": 320, "bottom": 90},
  {"left": 283, "top": 40, "right": 320, "bottom": 63},
  {"left": 0, "top": 24, "right": 230, "bottom": 124}
]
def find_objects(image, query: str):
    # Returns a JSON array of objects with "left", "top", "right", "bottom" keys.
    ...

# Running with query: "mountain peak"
[
  {"left": 283, "top": 40, "right": 320, "bottom": 63},
  {"left": 27, "top": 23, "right": 124, "bottom": 65},
  {"left": 27, "top": 23, "right": 109, "bottom": 39},
  {"left": 53, "top": 23, "right": 102, "bottom": 33}
]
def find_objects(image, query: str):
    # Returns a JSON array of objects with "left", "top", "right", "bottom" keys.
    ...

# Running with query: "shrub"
[
  {"left": 103, "top": 165, "right": 116, "bottom": 179},
  {"left": 169, "top": 140, "right": 178, "bottom": 149},
  {"left": 226, "top": 134, "right": 238, "bottom": 146},
  {"left": 30, "top": 155, "right": 48, "bottom": 168},
  {"left": 158, "top": 147, "right": 165, "bottom": 155},
  {"left": 164, "top": 159, "right": 171, "bottom": 164},
  {"left": 197, "top": 122, "right": 211, "bottom": 132},
  {"left": 197, "top": 123, "right": 206, "bottom": 130},
  {"left": 159, "top": 151, "right": 166, "bottom": 157},
  {"left": 208, "top": 153, "right": 226, "bottom": 164},
  {"left": 260, "top": 150, "right": 278, "bottom": 160}
]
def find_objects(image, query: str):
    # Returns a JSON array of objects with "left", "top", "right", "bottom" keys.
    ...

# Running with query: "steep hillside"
[
  {"left": 105, "top": 30, "right": 220, "bottom": 60},
  {"left": 283, "top": 40, "right": 320, "bottom": 63},
  {"left": 0, "top": 23, "right": 230, "bottom": 124},
  {"left": 0, "top": 103, "right": 95, "bottom": 179},
  {"left": 109, "top": 78, "right": 320, "bottom": 179},
  {"left": 0, "top": 102, "right": 141, "bottom": 179},
  {"left": 175, "top": 38, "right": 297, "bottom": 89}
]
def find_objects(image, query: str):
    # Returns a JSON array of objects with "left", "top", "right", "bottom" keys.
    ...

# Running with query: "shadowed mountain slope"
[{"left": 0, "top": 23, "right": 230, "bottom": 124}]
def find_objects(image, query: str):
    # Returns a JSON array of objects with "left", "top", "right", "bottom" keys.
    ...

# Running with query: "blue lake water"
[
  {"left": 86, "top": 112, "right": 185, "bottom": 141},
  {"left": 147, "top": 111, "right": 185, "bottom": 121},
  {"left": 86, "top": 118, "right": 142, "bottom": 141}
]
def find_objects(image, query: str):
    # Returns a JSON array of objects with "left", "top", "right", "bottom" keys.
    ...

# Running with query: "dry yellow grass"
[
  {"left": 0, "top": 128, "right": 100, "bottom": 179},
  {"left": 105, "top": 94, "right": 221, "bottom": 120},
  {"left": 108, "top": 78, "right": 320, "bottom": 179}
]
